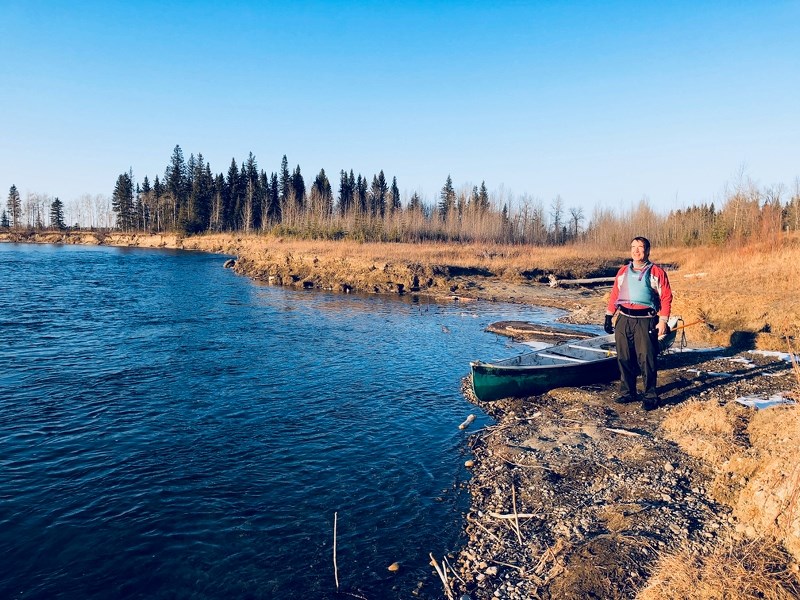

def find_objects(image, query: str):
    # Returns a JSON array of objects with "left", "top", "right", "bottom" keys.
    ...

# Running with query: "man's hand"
[
  {"left": 604, "top": 315, "right": 614, "bottom": 334},
  {"left": 656, "top": 320, "right": 668, "bottom": 337}
]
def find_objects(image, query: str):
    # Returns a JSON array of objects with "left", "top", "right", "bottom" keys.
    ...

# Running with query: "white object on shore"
[
  {"left": 459, "top": 414, "right": 476, "bottom": 430},
  {"left": 735, "top": 394, "right": 796, "bottom": 410}
]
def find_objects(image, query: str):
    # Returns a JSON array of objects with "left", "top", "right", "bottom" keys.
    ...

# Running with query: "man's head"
[{"left": 630, "top": 236, "right": 651, "bottom": 261}]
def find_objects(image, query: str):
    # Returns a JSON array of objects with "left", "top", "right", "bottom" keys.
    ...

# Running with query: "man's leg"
[
  {"left": 635, "top": 317, "right": 659, "bottom": 408},
  {"left": 615, "top": 315, "right": 638, "bottom": 401}
]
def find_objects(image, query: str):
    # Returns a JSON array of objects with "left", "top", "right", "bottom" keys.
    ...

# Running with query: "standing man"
[{"left": 604, "top": 237, "right": 673, "bottom": 410}]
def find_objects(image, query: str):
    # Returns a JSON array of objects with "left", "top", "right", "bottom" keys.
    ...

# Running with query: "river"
[{"left": 0, "top": 242, "right": 565, "bottom": 599}]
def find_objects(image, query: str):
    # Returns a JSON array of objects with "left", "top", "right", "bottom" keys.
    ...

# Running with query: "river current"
[{"left": 0, "top": 243, "right": 567, "bottom": 599}]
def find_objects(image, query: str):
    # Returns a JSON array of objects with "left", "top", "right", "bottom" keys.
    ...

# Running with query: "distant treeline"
[{"left": 4, "top": 145, "right": 799, "bottom": 248}]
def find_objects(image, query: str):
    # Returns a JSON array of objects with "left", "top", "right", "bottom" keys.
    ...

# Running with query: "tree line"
[{"left": 4, "top": 145, "right": 800, "bottom": 248}]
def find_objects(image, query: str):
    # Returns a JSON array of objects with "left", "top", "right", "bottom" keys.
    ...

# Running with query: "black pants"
[{"left": 615, "top": 314, "right": 659, "bottom": 399}]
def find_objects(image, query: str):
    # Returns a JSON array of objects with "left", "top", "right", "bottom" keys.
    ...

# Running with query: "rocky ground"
[{"left": 448, "top": 346, "right": 798, "bottom": 600}]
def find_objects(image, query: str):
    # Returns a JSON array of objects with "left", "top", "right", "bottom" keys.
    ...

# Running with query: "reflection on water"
[{"left": 0, "top": 243, "right": 562, "bottom": 599}]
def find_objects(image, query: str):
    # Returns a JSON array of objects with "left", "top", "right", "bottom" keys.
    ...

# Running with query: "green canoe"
[{"left": 470, "top": 318, "right": 679, "bottom": 402}]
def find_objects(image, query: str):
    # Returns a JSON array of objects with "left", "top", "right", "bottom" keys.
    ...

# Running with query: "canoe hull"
[{"left": 471, "top": 356, "right": 617, "bottom": 402}]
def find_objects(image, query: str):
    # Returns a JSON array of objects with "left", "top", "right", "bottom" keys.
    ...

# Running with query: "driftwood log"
[
  {"left": 486, "top": 321, "right": 593, "bottom": 341},
  {"left": 547, "top": 274, "right": 615, "bottom": 288}
]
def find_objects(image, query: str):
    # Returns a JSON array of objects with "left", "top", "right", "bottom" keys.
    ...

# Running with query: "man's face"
[{"left": 631, "top": 241, "right": 647, "bottom": 262}]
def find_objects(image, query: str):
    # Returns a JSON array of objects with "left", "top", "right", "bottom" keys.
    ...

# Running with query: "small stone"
[
  {"left": 465, "top": 460, "right": 475, "bottom": 468},
  {"left": 387, "top": 562, "right": 400, "bottom": 572},
  {"left": 664, "top": 462, "right": 674, "bottom": 472},
  {"left": 485, "top": 566, "right": 498, "bottom": 576}
]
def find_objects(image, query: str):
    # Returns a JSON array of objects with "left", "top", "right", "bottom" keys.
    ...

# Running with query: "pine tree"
[
  {"left": 50, "top": 197, "right": 66, "bottom": 229},
  {"left": 356, "top": 175, "right": 368, "bottom": 213},
  {"left": 408, "top": 192, "right": 422, "bottom": 212},
  {"left": 369, "top": 171, "right": 388, "bottom": 216},
  {"left": 338, "top": 169, "right": 353, "bottom": 215},
  {"left": 224, "top": 158, "right": 240, "bottom": 230},
  {"left": 439, "top": 175, "right": 455, "bottom": 218},
  {"left": 140, "top": 175, "right": 152, "bottom": 231},
  {"left": 2, "top": 210, "right": 10, "bottom": 228},
  {"left": 311, "top": 168, "right": 333, "bottom": 217},
  {"left": 479, "top": 181, "right": 489, "bottom": 212},
  {"left": 291, "top": 165, "right": 305, "bottom": 210},
  {"left": 7, "top": 184, "right": 21, "bottom": 227},
  {"left": 165, "top": 145, "right": 187, "bottom": 228},
  {"left": 268, "top": 172, "right": 280, "bottom": 223},
  {"left": 112, "top": 172, "right": 135, "bottom": 231},
  {"left": 279, "top": 155, "right": 291, "bottom": 204},
  {"left": 390, "top": 176, "right": 401, "bottom": 212}
]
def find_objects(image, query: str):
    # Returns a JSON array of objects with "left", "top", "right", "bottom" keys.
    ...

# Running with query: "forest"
[{"left": 4, "top": 144, "right": 800, "bottom": 249}]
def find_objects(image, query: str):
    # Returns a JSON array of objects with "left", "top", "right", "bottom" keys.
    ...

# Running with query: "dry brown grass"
[
  {"left": 659, "top": 399, "right": 747, "bottom": 470},
  {"left": 660, "top": 400, "right": 800, "bottom": 596},
  {"left": 638, "top": 534, "right": 800, "bottom": 600},
  {"left": 658, "top": 236, "right": 800, "bottom": 349}
]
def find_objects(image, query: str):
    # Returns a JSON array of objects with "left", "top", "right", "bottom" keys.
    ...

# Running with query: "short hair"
[{"left": 631, "top": 236, "right": 651, "bottom": 254}]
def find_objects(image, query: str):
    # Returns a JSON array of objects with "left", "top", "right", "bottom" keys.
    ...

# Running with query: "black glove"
[{"left": 604, "top": 315, "right": 614, "bottom": 334}]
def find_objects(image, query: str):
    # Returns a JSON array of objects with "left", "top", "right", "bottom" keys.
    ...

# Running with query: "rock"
[
  {"left": 223, "top": 259, "right": 236, "bottom": 268},
  {"left": 387, "top": 562, "right": 400, "bottom": 572}
]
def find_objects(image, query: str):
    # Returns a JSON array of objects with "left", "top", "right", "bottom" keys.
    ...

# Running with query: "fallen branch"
[
  {"left": 511, "top": 485, "right": 523, "bottom": 545},
  {"left": 605, "top": 427, "right": 643, "bottom": 437},
  {"left": 489, "top": 511, "right": 540, "bottom": 519},
  {"left": 333, "top": 512, "right": 339, "bottom": 591},
  {"left": 467, "top": 515, "right": 503, "bottom": 543},
  {"left": 429, "top": 553, "right": 455, "bottom": 600}
]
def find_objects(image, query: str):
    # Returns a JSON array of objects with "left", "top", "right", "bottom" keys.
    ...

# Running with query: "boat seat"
[{"left": 536, "top": 352, "right": 590, "bottom": 363}]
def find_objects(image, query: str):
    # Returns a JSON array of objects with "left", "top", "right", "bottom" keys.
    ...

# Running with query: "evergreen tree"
[
  {"left": 50, "top": 197, "right": 66, "bottom": 229},
  {"left": 479, "top": 181, "right": 489, "bottom": 212},
  {"left": 1, "top": 210, "right": 9, "bottom": 228},
  {"left": 439, "top": 175, "right": 455, "bottom": 218},
  {"left": 268, "top": 172, "right": 280, "bottom": 223},
  {"left": 246, "top": 153, "right": 262, "bottom": 231},
  {"left": 369, "top": 171, "right": 388, "bottom": 216},
  {"left": 224, "top": 158, "right": 240, "bottom": 230},
  {"left": 311, "top": 168, "right": 333, "bottom": 217},
  {"left": 211, "top": 173, "right": 225, "bottom": 230},
  {"left": 408, "top": 192, "right": 422, "bottom": 212},
  {"left": 356, "top": 175, "right": 368, "bottom": 213},
  {"left": 390, "top": 176, "right": 401, "bottom": 212},
  {"left": 187, "top": 156, "right": 213, "bottom": 232},
  {"left": 112, "top": 171, "right": 135, "bottom": 231},
  {"left": 279, "top": 155, "right": 291, "bottom": 204},
  {"left": 140, "top": 176, "right": 152, "bottom": 231},
  {"left": 165, "top": 145, "right": 187, "bottom": 228},
  {"left": 7, "top": 184, "right": 21, "bottom": 227},
  {"left": 338, "top": 169, "right": 353, "bottom": 215},
  {"left": 291, "top": 165, "right": 305, "bottom": 209}
]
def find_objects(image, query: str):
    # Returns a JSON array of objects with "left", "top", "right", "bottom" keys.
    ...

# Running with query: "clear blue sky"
[{"left": 2, "top": 1, "right": 798, "bottom": 216}]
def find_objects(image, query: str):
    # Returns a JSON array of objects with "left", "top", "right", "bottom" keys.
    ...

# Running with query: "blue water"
[{"left": 0, "top": 243, "right": 563, "bottom": 599}]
